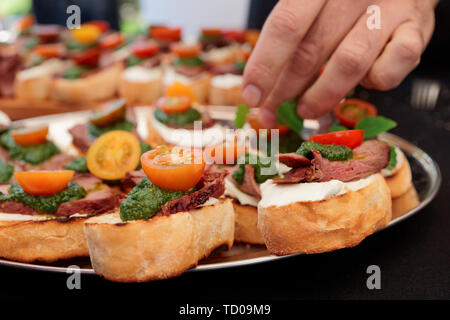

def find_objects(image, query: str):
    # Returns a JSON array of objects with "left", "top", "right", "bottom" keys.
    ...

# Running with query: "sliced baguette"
[
  {"left": 118, "top": 66, "right": 163, "bottom": 105},
  {"left": 392, "top": 186, "right": 420, "bottom": 219},
  {"left": 209, "top": 82, "right": 243, "bottom": 106},
  {"left": 50, "top": 63, "right": 123, "bottom": 103},
  {"left": 14, "top": 59, "right": 67, "bottom": 100},
  {"left": 0, "top": 215, "right": 89, "bottom": 262},
  {"left": 258, "top": 174, "right": 392, "bottom": 255},
  {"left": 384, "top": 151, "right": 413, "bottom": 198},
  {"left": 84, "top": 199, "right": 234, "bottom": 282},
  {"left": 233, "top": 202, "right": 264, "bottom": 245}
]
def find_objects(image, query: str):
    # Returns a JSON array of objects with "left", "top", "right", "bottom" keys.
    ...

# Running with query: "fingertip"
[
  {"left": 259, "top": 108, "right": 277, "bottom": 127},
  {"left": 297, "top": 102, "right": 318, "bottom": 119},
  {"left": 242, "top": 84, "right": 262, "bottom": 108}
]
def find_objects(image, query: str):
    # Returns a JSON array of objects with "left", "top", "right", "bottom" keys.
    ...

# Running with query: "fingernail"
[
  {"left": 297, "top": 103, "right": 317, "bottom": 119},
  {"left": 242, "top": 84, "right": 262, "bottom": 108},
  {"left": 259, "top": 108, "right": 276, "bottom": 127}
]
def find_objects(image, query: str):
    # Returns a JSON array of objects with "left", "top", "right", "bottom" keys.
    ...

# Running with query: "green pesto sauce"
[
  {"left": 0, "top": 133, "right": 60, "bottom": 165},
  {"left": 174, "top": 57, "right": 204, "bottom": 67},
  {"left": 0, "top": 160, "right": 13, "bottom": 183},
  {"left": 0, "top": 182, "right": 86, "bottom": 214},
  {"left": 154, "top": 108, "right": 201, "bottom": 127},
  {"left": 87, "top": 120, "right": 135, "bottom": 138},
  {"left": 126, "top": 54, "right": 144, "bottom": 67},
  {"left": 63, "top": 66, "right": 91, "bottom": 80},
  {"left": 65, "top": 156, "right": 89, "bottom": 173},
  {"left": 296, "top": 141, "right": 353, "bottom": 161},
  {"left": 232, "top": 154, "right": 276, "bottom": 186},
  {"left": 119, "top": 177, "right": 187, "bottom": 221}
]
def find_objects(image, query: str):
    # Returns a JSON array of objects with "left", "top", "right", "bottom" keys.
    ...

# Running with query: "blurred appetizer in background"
[{"left": 147, "top": 85, "right": 225, "bottom": 148}]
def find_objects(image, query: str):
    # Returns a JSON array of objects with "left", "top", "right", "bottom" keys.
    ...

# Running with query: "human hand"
[{"left": 242, "top": 0, "right": 438, "bottom": 126}]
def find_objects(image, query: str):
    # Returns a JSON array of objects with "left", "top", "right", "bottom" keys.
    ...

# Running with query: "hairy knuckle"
[
  {"left": 336, "top": 44, "right": 369, "bottom": 75},
  {"left": 269, "top": 8, "right": 299, "bottom": 35}
]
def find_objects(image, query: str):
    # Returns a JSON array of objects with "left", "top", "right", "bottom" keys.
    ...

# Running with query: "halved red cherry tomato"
[
  {"left": 100, "top": 32, "right": 124, "bottom": 50},
  {"left": 33, "top": 25, "right": 60, "bottom": 43},
  {"left": 131, "top": 41, "right": 160, "bottom": 59},
  {"left": 170, "top": 43, "right": 201, "bottom": 59},
  {"left": 309, "top": 129, "right": 364, "bottom": 149},
  {"left": 205, "top": 142, "right": 247, "bottom": 165},
  {"left": 201, "top": 28, "right": 222, "bottom": 37},
  {"left": 10, "top": 125, "right": 49, "bottom": 146},
  {"left": 156, "top": 96, "right": 191, "bottom": 114},
  {"left": 34, "top": 44, "right": 63, "bottom": 58},
  {"left": 73, "top": 48, "right": 100, "bottom": 67},
  {"left": 84, "top": 20, "right": 110, "bottom": 33},
  {"left": 247, "top": 112, "right": 289, "bottom": 137},
  {"left": 222, "top": 30, "right": 246, "bottom": 43},
  {"left": 334, "top": 99, "right": 378, "bottom": 128},
  {"left": 141, "top": 146, "right": 205, "bottom": 191},
  {"left": 14, "top": 170, "right": 74, "bottom": 196},
  {"left": 150, "top": 26, "right": 182, "bottom": 42}
]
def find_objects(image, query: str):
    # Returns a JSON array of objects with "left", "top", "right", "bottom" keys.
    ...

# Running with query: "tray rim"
[{"left": 0, "top": 110, "right": 441, "bottom": 275}]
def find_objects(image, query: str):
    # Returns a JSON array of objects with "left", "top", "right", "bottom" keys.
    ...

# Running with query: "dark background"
[{"left": 3, "top": 0, "right": 448, "bottom": 304}]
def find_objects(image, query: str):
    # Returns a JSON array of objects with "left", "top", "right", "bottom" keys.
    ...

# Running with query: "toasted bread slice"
[
  {"left": 233, "top": 202, "right": 264, "bottom": 245},
  {"left": 0, "top": 215, "right": 89, "bottom": 262},
  {"left": 84, "top": 199, "right": 234, "bottom": 282},
  {"left": 258, "top": 174, "right": 392, "bottom": 255},
  {"left": 118, "top": 66, "right": 163, "bottom": 105},
  {"left": 392, "top": 186, "right": 420, "bottom": 219},
  {"left": 50, "top": 63, "right": 123, "bottom": 103},
  {"left": 209, "top": 81, "right": 243, "bottom": 106},
  {"left": 14, "top": 59, "right": 67, "bottom": 100},
  {"left": 384, "top": 150, "right": 413, "bottom": 198}
]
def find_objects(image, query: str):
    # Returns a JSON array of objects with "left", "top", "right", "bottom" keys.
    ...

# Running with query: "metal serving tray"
[{"left": 0, "top": 107, "right": 441, "bottom": 274}]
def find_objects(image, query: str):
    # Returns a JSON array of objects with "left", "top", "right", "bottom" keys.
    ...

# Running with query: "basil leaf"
[
  {"left": 232, "top": 164, "right": 245, "bottom": 185},
  {"left": 126, "top": 54, "right": 143, "bottom": 67},
  {"left": 63, "top": 66, "right": 90, "bottom": 80},
  {"left": 175, "top": 57, "right": 204, "bottom": 67},
  {"left": 386, "top": 146, "right": 397, "bottom": 170},
  {"left": 234, "top": 61, "right": 246, "bottom": 73},
  {"left": 355, "top": 116, "right": 397, "bottom": 139},
  {"left": 329, "top": 124, "right": 348, "bottom": 132},
  {"left": 276, "top": 101, "right": 303, "bottom": 132},
  {"left": 234, "top": 104, "right": 250, "bottom": 128}
]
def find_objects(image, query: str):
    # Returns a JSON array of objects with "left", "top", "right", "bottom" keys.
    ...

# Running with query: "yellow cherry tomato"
[
  {"left": 86, "top": 130, "right": 141, "bottom": 180},
  {"left": 71, "top": 24, "right": 101, "bottom": 45},
  {"left": 165, "top": 82, "right": 196, "bottom": 102}
]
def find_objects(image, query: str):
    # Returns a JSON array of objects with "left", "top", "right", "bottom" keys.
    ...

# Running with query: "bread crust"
[
  {"left": 258, "top": 174, "right": 392, "bottom": 255},
  {"left": 50, "top": 63, "right": 123, "bottom": 103},
  {"left": 232, "top": 202, "right": 265, "bottom": 245},
  {"left": 118, "top": 72, "right": 163, "bottom": 105},
  {"left": 384, "top": 154, "right": 413, "bottom": 198},
  {"left": 209, "top": 84, "right": 243, "bottom": 106},
  {"left": 84, "top": 199, "right": 234, "bottom": 282},
  {"left": 392, "top": 186, "right": 419, "bottom": 219},
  {"left": 0, "top": 217, "right": 89, "bottom": 262}
]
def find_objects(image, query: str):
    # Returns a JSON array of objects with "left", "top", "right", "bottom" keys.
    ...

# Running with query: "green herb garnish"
[
  {"left": 175, "top": 57, "right": 204, "bottom": 67},
  {"left": 154, "top": 108, "right": 201, "bottom": 126},
  {"left": 276, "top": 101, "right": 303, "bottom": 132},
  {"left": 126, "top": 54, "right": 144, "bottom": 67},
  {"left": 297, "top": 141, "right": 352, "bottom": 161},
  {"left": 355, "top": 116, "right": 397, "bottom": 139},
  {"left": 234, "top": 104, "right": 250, "bottom": 129},
  {"left": 386, "top": 146, "right": 397, "bottom": 170},
  {"left": 63, "top": 66, "right": 91, "bottom": 80},
  {"left": 329, "top": 124, "right": 348, "bottom": 132},
  {"left": 234, "top": 61, "right": 246, "bottom": 73}
]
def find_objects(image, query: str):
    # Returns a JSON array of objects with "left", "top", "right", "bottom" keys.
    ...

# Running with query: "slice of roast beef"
[
  {"left": 175, "top": 65, "right": 207, "bottom": 78},
  {"left": 69, "top": 123, "right": 92, "bottom": 153},
  {"left": 237, "top": 165, "right": 261, "bottom": 198},
  {"left": 277, "top": 153, "right": 311, "bottom": 168},
  {"left": 158, "top": 171, "right": 226, "bottom": 216},
  {"left": 0, "top": 201, "right": 37, "bottom": 215},
  {"left": 54, "top": 189, "right": 120, "bottom": 217},
  {"left": 121, "top": 170, "right": 146, "bottom": 193},
  {"left": 72, "top": 173, "right": 102, "bottom": 191},
  {"left": 210, "top": 63, "right": 241, "bottom": 76},
  {"left": 274, "top": 140, "right": 390, "bottom": 184},
  {"left": 39, "top": 154, "right": 77, "bottom": 170}
]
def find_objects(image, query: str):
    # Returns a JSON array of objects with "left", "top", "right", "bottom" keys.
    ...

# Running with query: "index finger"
[{"left": 242, "top": 0, "right": 326, "bottom": 108}]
